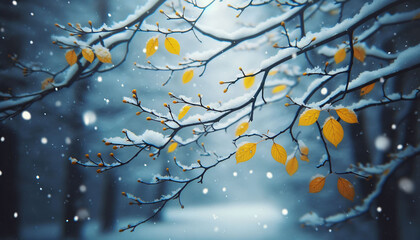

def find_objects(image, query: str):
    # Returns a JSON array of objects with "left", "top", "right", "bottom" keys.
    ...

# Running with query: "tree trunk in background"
[
  {"left": 63, "top": 83, "right": 87, "bottom": 239},
  {"left": 0, "top": 127, "right": 19, "bottom": 238},
  {"left": 101, "top": 173, "right": 116, "bottom": 232},
  {"left": 0, "top": 1, "right": 22, "bottom": 70},
  {"left": 0, "top": 2, "right": 22, "bottom": 237},
  {"left": 349, "top": 110, "right": 372, "bottom": 197},
  {"left": 395, "top": 99, "right": 420, "bottom": 240},
  {"left": 94, "top": 0, "right": 119, "bottom": 232},
  {"left": 402, "top": 99, "right": 420, "bottom": 239}
]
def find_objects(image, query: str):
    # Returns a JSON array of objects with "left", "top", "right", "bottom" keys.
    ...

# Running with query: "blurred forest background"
[{"left": 0, "top": 0, "right": 419, "bottom": 239}]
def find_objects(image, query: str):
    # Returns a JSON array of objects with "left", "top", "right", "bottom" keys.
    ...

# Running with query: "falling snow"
[
  {"left": 374, "top": 135, "right": 390, "bottom": 151},
  {"left": 41, "top": 137, "right": 48, "bottom": 144},
  {"left": 21, "top": 111, "right": 31, "bottom": 120}
]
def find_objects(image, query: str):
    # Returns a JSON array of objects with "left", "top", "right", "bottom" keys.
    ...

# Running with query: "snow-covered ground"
[{"left": 20, "top": 202, "right": 377, "bottom": 240}]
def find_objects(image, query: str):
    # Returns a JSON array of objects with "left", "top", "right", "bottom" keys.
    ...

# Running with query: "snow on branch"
[{"left": 300, "top": 145, "right": 420, "bottom": 227}]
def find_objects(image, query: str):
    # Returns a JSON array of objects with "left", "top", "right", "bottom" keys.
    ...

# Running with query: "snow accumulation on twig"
[{"left": 300, "top": 145, "right": 420, "bottom": 227}]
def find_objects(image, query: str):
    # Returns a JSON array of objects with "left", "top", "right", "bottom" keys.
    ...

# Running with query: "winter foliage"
[{"left": 1, "top": 0, "right": 419, "bottom": 239}]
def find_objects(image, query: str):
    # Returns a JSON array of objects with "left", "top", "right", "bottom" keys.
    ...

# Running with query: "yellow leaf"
[
  {"left": 168, "top": 142, "right": 178, "bottom": 153},
  {"left": 94, "top": 46, "right": 112, "bottom": 63},
  {"left": 337, "top": 177, "right": 355, "bottom": 201},
  {"left": 82, "top": 48, "right": 94, "bottom": 63},
  {"left": 65, "top": 49, "right": 77, "bottom": 66},
  {"left": 299, "top": 144, "right": 309, "bottom": 162},
  {"left": 272, "top": 85, "right": 286, "bottom": 94},
  {"left": 243, "top": 76, "right": 255, "bottom": 89},
  {"left": 336, "top": 108, "right": 358, "bottom": 124},
  {"left": 329, "top": 9, "right": 339, "bottom": 15},
  {"left": 298, "top": 109, "right": 321, "bottom": 126},
  {"left": 182, "top": 70, "right": 194, "bottom": 84},
  {"left": 353, "top": 45, "right": 366, "bottom": 62},
  {"left": 309, "top": 176, "right": 326, "bottom": 193},
  {"left": 236, "top": 143, "right": 257, "bottom": 164},
  {"left": 413, "top": 13, "right": 420, "bottom": 20},
  {"left": 271, "top": 143, "right": 287, "bottom": 164},
  {"left": 41, "top": 77, "right": 54, "bottom": 90},
  {"left": 164, "top": 37, "right": 180, "bottom": 55},
  {"left": 286, "top": 156, "right": 298, "bottom": 176},
  {"left": 334, "top": 48, "right": 346, "bottom": 64},
  {"left": 322, "top": 117, "right": 344, "bottom": 147},
  {"left": 360, "top": 83, "right": 375, "bottom": 96},
  {"left": 178, "top": 105, "right": 191, "bottom": 120},
  {"left": 235, "top": 122, "right": 249, "bottom": 136},
  {"left": 268, "top": 70, "right": 278, "bottom": 76},
  {"left": 145, "top": 37, "right": 159, "bottom": 58}
]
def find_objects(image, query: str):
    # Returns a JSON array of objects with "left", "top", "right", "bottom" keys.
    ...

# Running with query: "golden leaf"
[
  {"left": 94, "top": 46, "right": 112, "bottom": 63},
  {"left": 236, "top": 143, "right": 257, "bottom": 163},
  {"left": 268, "top": 70, "right": 278, "bottom": 76},
  {"left": 337, "top": 177, "right": 355, "bottom": 201},
  {"left": 329, "top": 9, "right": 339, "bottom": 15},
  {"left": 336, "top": 108, "right": 358, "bottom": 124},
  {"left": 65, "top": 49, "right": 77, "bottom": 66},
  {"left": 298, "top": 109, "right": 321, "bottom": 126},
  {"left": 164, "top": 37, "right": 180, "bottom": 55},
  {"left": 413, "top": 13, "right": 420, "bottom": 20},
  {"left": 178, "top": 105, "right": 191, "bottom": 120},
  {"left": 334, "top": 48, "right": 346, "bottom": 64},
  {"left": 271, "top": 143, "right": 287, "bottom": 165},
  {"left": 286, "top": 156, "right": 298, "bottom": 176},
  {"left": 353, "top": 45, "right": 366, "bottom": 62},
  {"left": 182, "top": 70, "right": 194, "bottom": 84},
  {"left": 168, "top": 142, "right": 178, "bottom": 153},
  {"left": 272, "top": 85, "right": 287, "bottom": 94},
  {"left": 81, "top": 48, "right": 94, "bottom": 63},
  {"left": 322, "top": 117, "right": 344, "bottom": 147},
  {"left": 299, "top": 143, "right": 309, "bottom": 162},
  {"left": 41, "top": 77, "right": 54, "bottom": 90},
  {"left": 360, "top": 83, "right": 375, "bottom": 96},
  {"left": 235, "top": 122, "right": 249, "bottom": 136},
  {"left": 244, "top": 76, "right": 255, "bottom": 89},
  {"left": 309, "top": 176, "right": 326, "bottom": 193},
  {"left": 145, "top": 37, "right": 159, "bottom": 58}
]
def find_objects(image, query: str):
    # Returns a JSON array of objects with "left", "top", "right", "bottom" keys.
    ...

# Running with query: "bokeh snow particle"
[
  {"left": 13, "top": 212, "right": 18, "bottom": 218},
  {"left": 79, "top": 184, "right": 87, "bottom": 193},
  {"left": 222, "top": 187, "right": 226, "bottom": 192},
  {"left": 374, "top": 135, "right": 390, "bottom": 151},
  {"left": 97, "top": 76, "right": 103, "bottom": 82},
  {"left": 22, "top": 111, "right": 31, "bottom": 120},
  {"left": 376, "top": 206, "right": 382, "bottom": 213},
  {"left": 202, "top": 188, "right": 208, "bottom": 194},
  {"left": 41, "top": 137, "right": 48, "bottom": 144},
  {"left": 282, "top": 208, "right": 288, "bottom": 216},
  {"left": 83, "top": 111, "right": 97, "bottom": 126},
  {"left": 76, "top": 208, "right": 89, "bottom": 220},
  {"left": 398, "top": 177, "right": 415, "bottom": 194},
  {"left": 0, "top": 136, "right": 4, "bottom": 142},
  {"left": 233, "top": 171, "right": 238, "bottom": 177},
  {"left": 0, "top": 170, "right": 2, "bottom": 176},
  {"left": 321, "top": 87, "right": 328, "bottom": 95},
  {"left": 65, "top": 137, "right": 71, "bottom": 145},
  {"left": 266, "top": 172, "right": 273, "bottom": 179}
]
